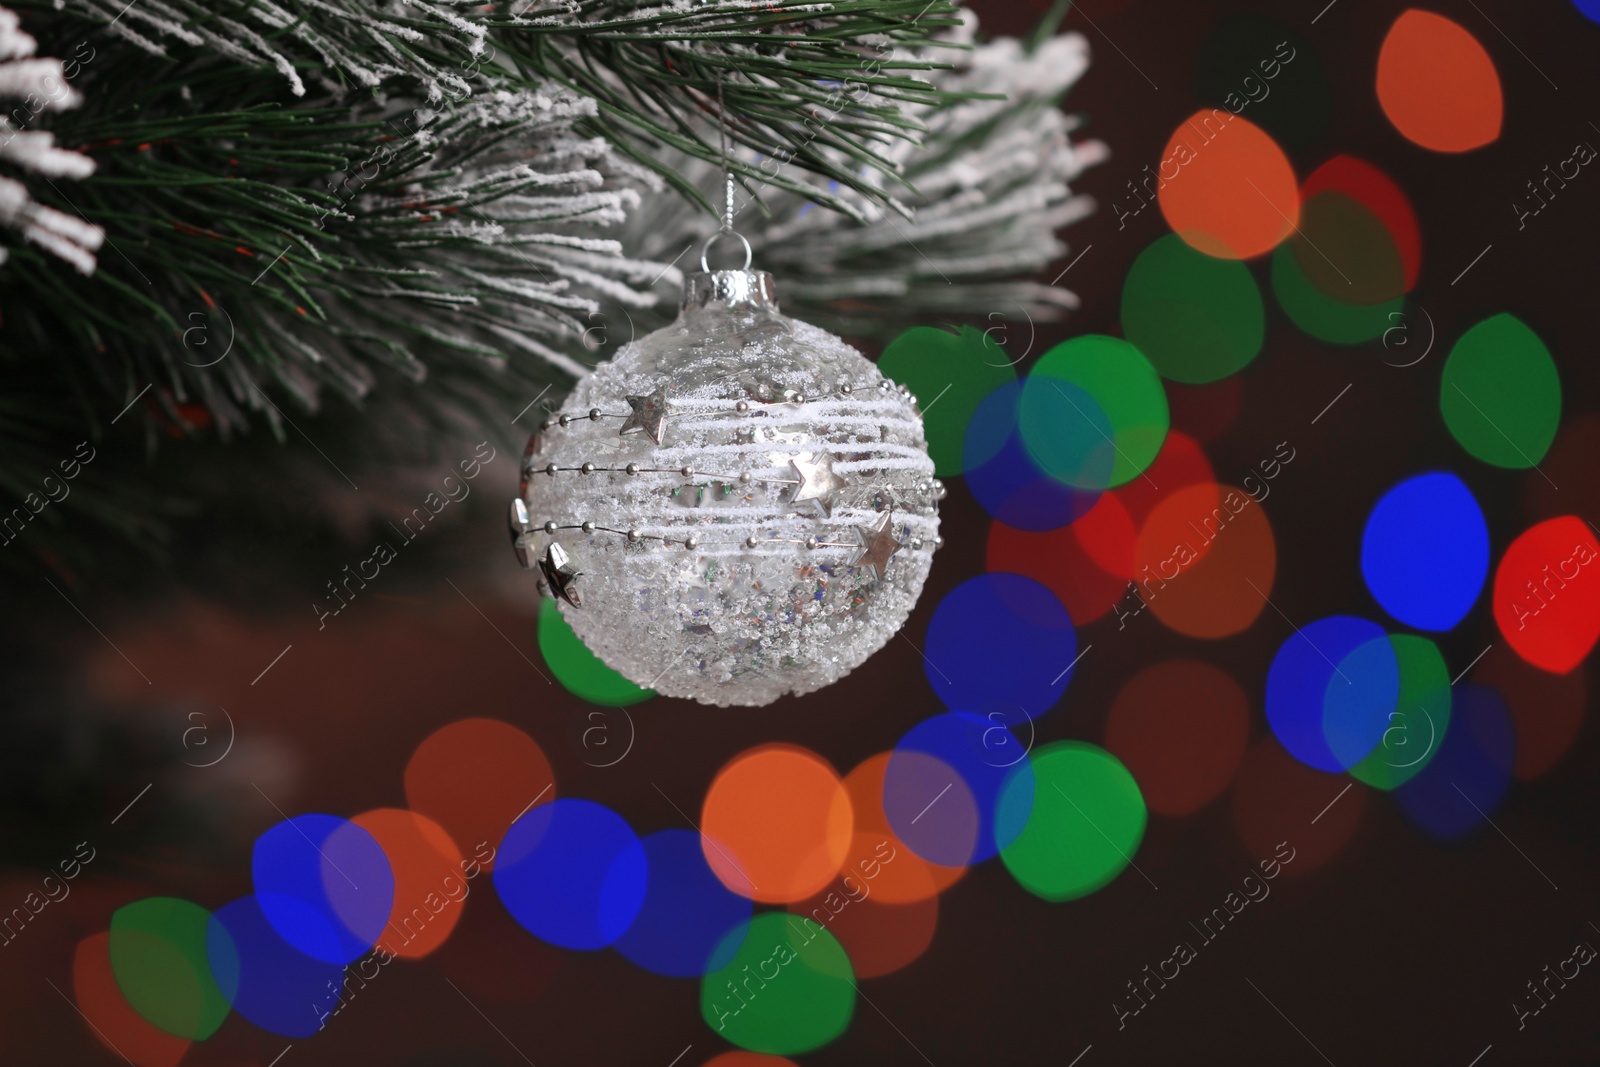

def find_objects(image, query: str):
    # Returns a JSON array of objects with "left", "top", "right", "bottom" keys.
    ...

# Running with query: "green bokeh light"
[
  {"left": 109, "top": 897, "right": 230, "bottom": 1040},
  {"left": 538, "top": 600, "right": 654, "bottom": 706},
  {"left": 1292, "top": 192, "right": 1408, "bottom": 306},
  {"left": 1271, "top": 240, "right": 1403, "bottom": 344},
  {"left": 998, "top": 742, "right": 1148, "bottom": 902},
  {"left": 1024, "top": 336, "right": 1169, "bottom": 488},
  {"left": 700, "top": 912, "right": 855, "bottom": 1055},
  {"left": 1122, "top": 233, "right": 1266, "bottom": 384},
  {"left": 1017, "top": 375, "right": 1117, "bottom": 489},
  {"left": 878, "top": 325, "right": 1016, "bottom": 476},
  {"left": 1348, "top": 635, "right": 1452, "bottom": 791},
  {"left": 1440, "top": 313, "right": 1561, "bottom": 469}
]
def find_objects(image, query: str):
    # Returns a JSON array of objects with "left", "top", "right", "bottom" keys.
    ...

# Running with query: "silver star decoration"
[
  {"left": 618, "top": 386, "right": 670, "bottom": 444},
  {"left": 538, "top": 541, "right": 583, "bottom": 608},
  {"left": 850, "top": 512, "right": 901, "bottom": 580},
  {"left": 788, "top": 452, "right": 850, "bottom": 517},
  {"left": 508, "top": 498, "right": 537, "bottom": 571}
]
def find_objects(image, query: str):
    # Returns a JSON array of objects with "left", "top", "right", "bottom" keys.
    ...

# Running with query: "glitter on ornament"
[{"left": 514, "top": 268, "right": 942, "bottom": 706}]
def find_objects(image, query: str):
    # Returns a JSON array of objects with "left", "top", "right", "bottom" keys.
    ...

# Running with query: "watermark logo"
[
  {"left": 179, "top": 303, "right": 235, "bottom": 368},
  {"left": 1378, "top": 704, "right": 1437, "bottom": 769},
  {"left": 572, "top": 707, "right": 636, "bottom": 768},
  {"left": 978, "top": 307, "right": 1035, "bottom": 367},
  {"left": 180, "top": 707, "right": 236, "bottom": 768},
  {"left": 977, "top": 705, "right": 1035, "bottom": 769},
  {"left": 578, "top": 310, "right": 636, "bottom": 354},
  {"left": 1379, "top": 305, "right": 1435, "bottom": 368}
]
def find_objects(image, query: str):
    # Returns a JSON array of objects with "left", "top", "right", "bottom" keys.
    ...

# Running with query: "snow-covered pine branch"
[
  {"left": 0, "top": 4, "right": 100, "bottom": 273},
  {"left": 607, "top": 8, "right": 1106, "bottom": 338}
]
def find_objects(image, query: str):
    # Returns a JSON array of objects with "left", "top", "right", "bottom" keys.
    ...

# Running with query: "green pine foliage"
[{"left": 0, "top": 0, "right": 960, "bottom": 581}]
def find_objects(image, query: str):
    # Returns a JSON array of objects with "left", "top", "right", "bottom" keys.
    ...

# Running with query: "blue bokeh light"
[
  {"left": 923, "top": 573, "right": 1078, "bottom": 719},
  {"left": 252, "top": 815, "right": 394, "bottom": 965},
  {"left": 612, "top": 829, "right": 752, "bottom": 977},
  {"left": 1361, "top": 471, "right": 1489, "bottom": 631},
  {"left": 494, "top": 798, "right": 647, "bottom": 951},
  {"left": 1266, "top": 616, "right": 1391, "bottom": 772},
  {"left": 1395, "top": 684, "right": 1515, "bottom": 839},
  {"left": 1322, "top": 635, "right": 1402, "bottom": 771},
  {"left": 1018, "top": 374, "right": 1120, "bottom": 490},
  {"left": 964, "top": 380, "right": 1104, "bottom": 531},
  {"left": 884, "top": 712, "right": 1035, "bottom": 867},
  {"left": 207, "top": 896, "right": 346, "bottom": 1038}
]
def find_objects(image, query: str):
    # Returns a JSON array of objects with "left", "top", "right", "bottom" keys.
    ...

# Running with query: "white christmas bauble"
[{"left": 511, "top": 269, "right": 943, "bottom": 706}]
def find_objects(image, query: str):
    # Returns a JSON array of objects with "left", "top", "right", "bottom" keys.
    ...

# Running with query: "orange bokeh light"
[
  {"left": 701, "top": 744, "right": 854, "bottom": 904},
  {"left": 352, "top": 808, "right": 468, "bottom": 958},
  {"left": 1157, "top": 111, "right": 1298, "bottom": 259},
  {"left": 404, "top": 718, "right": 555, "bottom": 871},
  {"left": 1377, "top": 10, "right": 1502, "bottom": 153},
  {"left": 788, "top": 890, "right": 937, "bottom": 979},
  {"left": 1134, "top": 483, "right": 1276, "bottom": 638},
  {"left": 841, "top": 753, "right": 964, "bottom": 904},
  {"left": 72, "top": 933, "right": 191, "bottom": 1067},
  {"left": 1114, "top": 430, "right": 1218, "bottom": 531}
]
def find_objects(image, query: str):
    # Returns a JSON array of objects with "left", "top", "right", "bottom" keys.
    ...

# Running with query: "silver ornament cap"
[{"left": 681, "top": 269, "right": 778, "bottom": 311}]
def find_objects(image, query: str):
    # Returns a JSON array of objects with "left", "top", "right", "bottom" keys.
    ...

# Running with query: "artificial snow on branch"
[
  {"left": 4, "top": 2, "right": 668, "bottom": 440},
  {"left": 0, "top": 0, "right": 968, "bottom": 575},
  {"left": 0, "top": 4, "right": 99, "bottom": 273},
  {"left": 608, "top": 8, "right": 1106, "bottom": 340},
  {"left": 2, "top": 0, "right": 966, "bottom": 441},
  {"left": 486, "top": 0, "right": 965, "bottom": 216}
]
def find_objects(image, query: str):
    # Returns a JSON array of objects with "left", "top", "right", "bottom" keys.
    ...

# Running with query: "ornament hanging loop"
[{"left": 699, "top": 229, "right": 753, "bottom": 273}]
